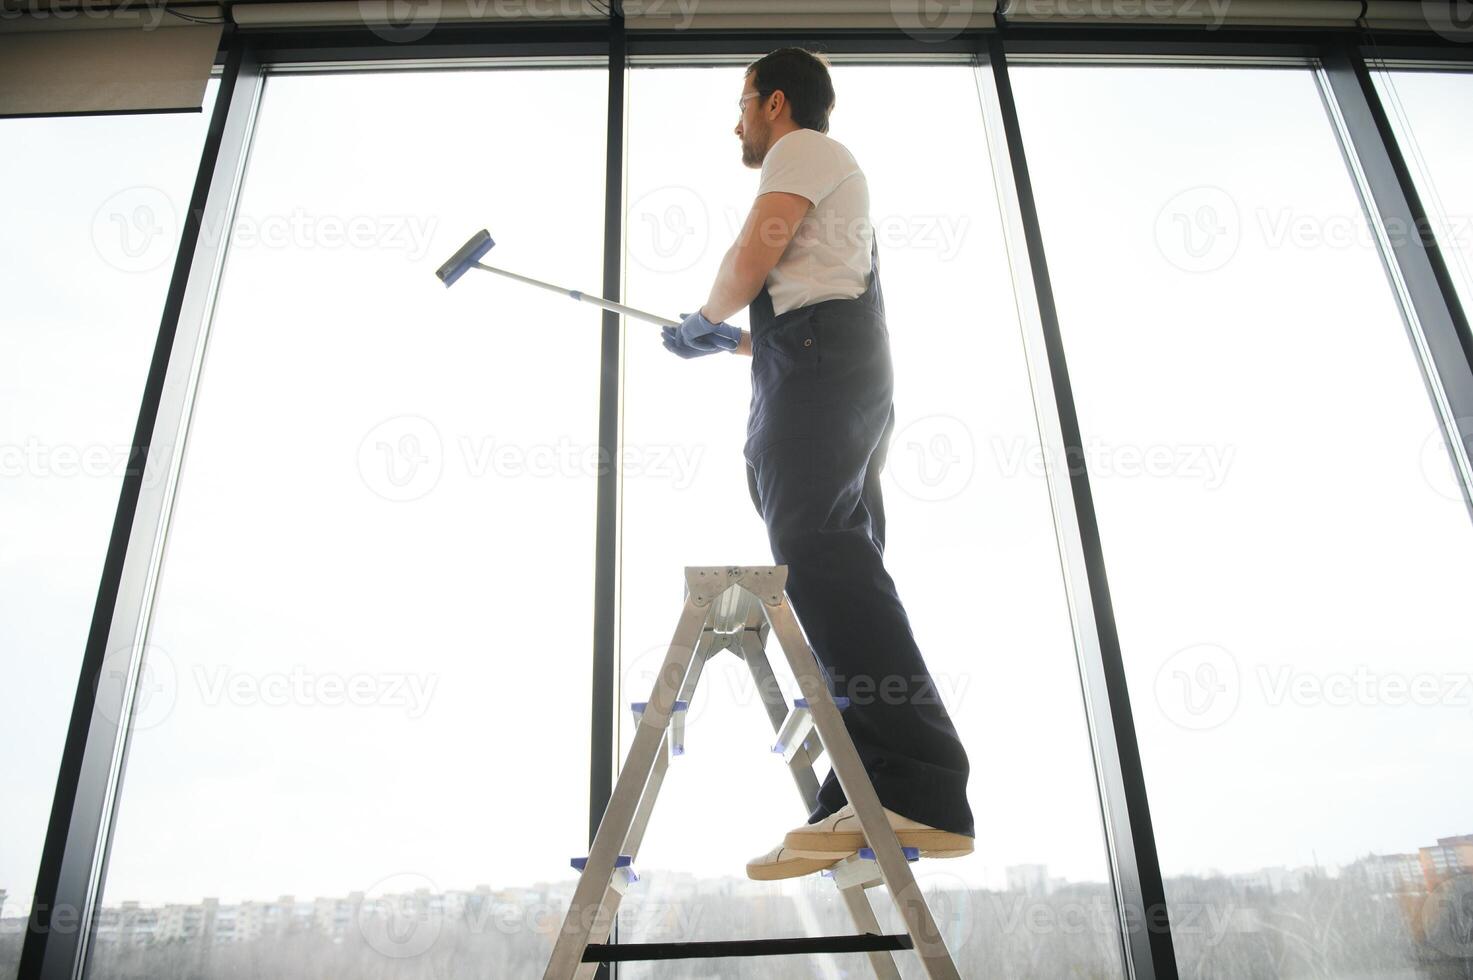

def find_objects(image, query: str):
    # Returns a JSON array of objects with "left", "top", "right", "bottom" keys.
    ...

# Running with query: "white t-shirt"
[{"left": 755, "top": 128, "right": 872, "bottom": 317}]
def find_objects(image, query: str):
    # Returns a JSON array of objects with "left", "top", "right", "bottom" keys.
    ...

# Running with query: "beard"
[{"left": 741, "top": 119, "right": 769, "bottom": 167}]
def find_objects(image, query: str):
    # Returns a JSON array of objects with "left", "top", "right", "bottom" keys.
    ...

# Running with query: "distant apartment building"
[
  {"left": 1006, "top": 864, "right": 1051, "bottom": 896},
  {"left": 1347, "top": 852, "right": 1432, "bottom": 894},
  {"left": 1420, "top": 834, "right": 1473, "bottom": 890},
  {"left": 1229, "top": 865, "right": 1318, "bottom": 895}
]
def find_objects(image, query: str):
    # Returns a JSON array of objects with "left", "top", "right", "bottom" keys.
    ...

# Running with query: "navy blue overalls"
[{"left": 743, "top": 238, "right": 975, "bottom": 839}]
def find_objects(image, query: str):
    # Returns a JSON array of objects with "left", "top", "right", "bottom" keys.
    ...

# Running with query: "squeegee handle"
[{"left": 472, "top": 262, "right": 680, "bottom": 328}]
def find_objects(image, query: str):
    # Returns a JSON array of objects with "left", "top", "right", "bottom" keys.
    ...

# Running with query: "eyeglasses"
[{"left": 736, "top": 92, "right": 763, "bottom": 114}]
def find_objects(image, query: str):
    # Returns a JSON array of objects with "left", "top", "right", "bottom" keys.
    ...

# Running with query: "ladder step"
[
  {"left": 581, "top": 933, "right": 913, "bottom": 962},
  {"left": 629, "top": 700, "right": 689, "bottom": 713},
  {"left": 772, "top": 696, "right": 850, "bottom": 761},
  {"left": 631, "top": 700, "right": 689, "bottom": 755},
  {"left": 569, "top": 854, "right": 638, "bottom": 893},
  {"left": 569, "top": 854, "right": 633, "bottom": 871},
  {"left": 793, "top": 696, "right": 851, "bottom": 709}
]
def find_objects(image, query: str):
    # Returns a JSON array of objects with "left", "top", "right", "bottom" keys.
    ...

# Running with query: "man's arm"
[{"left": 698, "top": 190, "right": 812, "bottom": 356}]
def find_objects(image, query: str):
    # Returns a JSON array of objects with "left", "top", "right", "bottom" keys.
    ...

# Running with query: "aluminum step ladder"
[{"left": 542, "top": 565, "right": 964, "bottom": 980}]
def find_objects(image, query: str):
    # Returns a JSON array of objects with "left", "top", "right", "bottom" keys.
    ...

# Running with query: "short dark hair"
[{"left": 745, "top": 47, "right": 836, "bottom": 134}]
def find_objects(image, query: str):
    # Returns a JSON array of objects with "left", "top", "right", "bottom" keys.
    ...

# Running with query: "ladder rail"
[
  {"left": 545, "top": 566, "right": 964, "bottom": 980},
  {"left": 542, "top": 594, "right": 711, "bottom": 980},
  {"left": 759, "top": 593, "right": 964, "bottom": 980}
]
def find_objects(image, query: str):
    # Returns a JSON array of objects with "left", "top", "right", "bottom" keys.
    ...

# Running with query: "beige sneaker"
[
  {"left": 783, "top": 804, "right": 974, "bottom": 859},
  {"left": 745, "top": 844, "right": 842, "bottom": 881}
]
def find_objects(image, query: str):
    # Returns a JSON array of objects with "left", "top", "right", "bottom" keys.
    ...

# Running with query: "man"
[{"left": 662, "top": 48, "right": 975, "bottom": 881}]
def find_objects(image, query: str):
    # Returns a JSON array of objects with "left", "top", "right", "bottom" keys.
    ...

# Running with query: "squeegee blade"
[{"left": 436, "top": 229, "right": 495, "bottom": 287}]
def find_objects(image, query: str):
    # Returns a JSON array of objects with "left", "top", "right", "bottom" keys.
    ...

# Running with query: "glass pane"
[
  {"left": 1371, "top": 68, "right": 1473, "bottom": 326},
  {"left": 84, "top": 68, "right": 606, "bottom": 979},
  {"left": 1013, "top": 63, "right": 1473, "bottom": 979},
  {"left": 0, "top": 82, "right": 219, "bottom": 980},
  {"left": 619, "top": 62, "right": 1123, "bottom": 977}
]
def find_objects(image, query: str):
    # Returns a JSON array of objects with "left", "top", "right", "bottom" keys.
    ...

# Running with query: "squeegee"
[{"left": 436, "top": 229, "right": 681, "bottom": 328}]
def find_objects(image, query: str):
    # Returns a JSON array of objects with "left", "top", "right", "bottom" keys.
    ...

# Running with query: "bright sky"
[{"left": 2, "top": 59, "right": 1471, "bottom": 947}]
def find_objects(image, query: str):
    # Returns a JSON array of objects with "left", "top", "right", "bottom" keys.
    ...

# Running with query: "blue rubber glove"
[{"left": 662, "top": 310, "right": 741, "bottom": 359}]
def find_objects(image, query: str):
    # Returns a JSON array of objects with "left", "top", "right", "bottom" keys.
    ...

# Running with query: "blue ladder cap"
[
  {"left": 858, "top": 846, "right": 920, "bottom": 862},
  {"left": 435, "top": 229, "right": 495, "bottom": 288},
  {"left": 794, "top": 696, "right": 850, "bottom": 710},
  {"left": 630, "top": 700, "right": 689, "bottom": 713},
  {"left": 571, "top": 854, "right": 633, "bottom": 871}
]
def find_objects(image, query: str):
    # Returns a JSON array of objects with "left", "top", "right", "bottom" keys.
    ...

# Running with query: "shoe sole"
[
  {"left": 783, "top": 827, "right": 975, "bottom": 859},
  {"left": 745, "top": 853, "right": 842, "bottom": 881}
]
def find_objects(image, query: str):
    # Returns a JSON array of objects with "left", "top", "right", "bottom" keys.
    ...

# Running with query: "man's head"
[{"left": 735, "top": 47, "right": 836, "bottom": 169}]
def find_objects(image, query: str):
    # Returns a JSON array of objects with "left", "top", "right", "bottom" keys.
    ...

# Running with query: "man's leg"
[{"left": 747, "top": 425, "right": 973, "bottom": 839}]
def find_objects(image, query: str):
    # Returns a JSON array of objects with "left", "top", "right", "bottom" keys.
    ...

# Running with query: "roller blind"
[
  {"left": 0, "top": 10, "right": 222, "bottom": 118},
  {"left": 621, "top": 0, "right": 997, "bottom": 31},
  {"left": 1001, "top": 0, "right": 1442, "bottom": 29},
  {"left": 224, "top": 0, "right": 998, "bottom": 30}
]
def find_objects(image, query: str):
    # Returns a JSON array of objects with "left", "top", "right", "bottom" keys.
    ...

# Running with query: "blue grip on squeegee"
[{"left": 436, "top": 229, "right": 495, "bottom": 287}]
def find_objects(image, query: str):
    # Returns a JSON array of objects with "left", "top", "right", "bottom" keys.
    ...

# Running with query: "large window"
[
  {"left": 1011, "top": 63, "right": 1473, "bottom": 979},
  {"left": 618, "top": 61, "right": 1122, "bottom": 978},
  {"left": 1371, "top": 67, "right": 1473, "bottom": 326},
  {"left": 82, "top": 67, "right": 607, "bottom": 980},
  {"left": 0, "top": 82, "right": 219, "bottom": 980}
]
